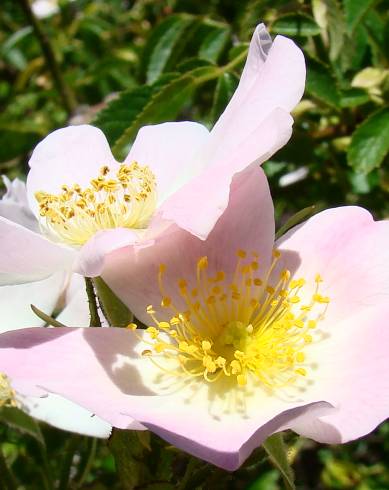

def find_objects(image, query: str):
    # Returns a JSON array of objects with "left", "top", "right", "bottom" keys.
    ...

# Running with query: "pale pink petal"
[
  {"left": 204, "top": 25, "right": 305, "bottom": 168},
  {"left": 276, "top": 207, "right": 389, "bottom": 324},
  {"left": 0, "top": 327, "right": 329, "bottom": 469},
  {"left": 26, "top": 125, "right": 117, "bottom": 217},
  {"left": 0, "top": 272, "right": 65, "bottom": 332},
  {"left": 20, "top": 393, "right": 112, "bottom": 438},
  {"left": 288, "top": 304, "right": 389, "bottom": 443},
  {"left": 75, "top": 227, "right": 140, "bottom": 277},
  {"left": 0, "top": 216, "right": 75, "bottom": 285},
  {"left": 126, "top": 122, "right": 210, "bottom": 206},
  {"left": 158, "top": 110, "right": 292, "bottom": 240},
  {"left": 103, "top": 165, "right": 275, "bottom": 324},
  {"left": 0, "top": 177, "right": 39, "bottom": 231}
]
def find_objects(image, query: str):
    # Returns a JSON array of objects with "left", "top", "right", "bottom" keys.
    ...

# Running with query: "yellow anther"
[
  {"left": 272, "top": 249, "right": 281, "bottom": 258},
  {"left": 237, "top": 374, "right": 247, "bottom": 386},
  {"left": 289, "top": 296, "right": 301, "bottom": 304},
  {"left": 127, "top": 323, "right": 137, "bottom": 330},
  {"left": 178, "top": 279, "right": 187, "bottom": 289},
  {"left": 296, "top": 352, "right": 305, "bottom": 363},
  {"left": 161, "top": 297, "right": 171, "bottom": 307},
  {"left": 251, "top": 261, "right": 259, "bottom": 271},
  {"left": 253, "top": 278, "right": 263, "bottom": 286},
  {"left": 237, "top": 249, "right": 247, "bottom": 259},
  {"left": 159, "top": 264, "right": 166, "bottom": 274},
  {"left": 202, "top": 340, "right": 212, "bottom": 351},
  {"left": 142, "top": 350, "right": 152, "bottom": 356},
  {"left": 158, "top": 322, "right": 170, "bottom": 330},
  {"left": 197, "top": 257, "right": 208, "bottom": 269},
  {"left": 146, "top": 327, "right": 159, "bottom": 339},
  {"left": 295, "top": 368, "right": 307, "bottom": 376},
  {"left": 315, "top": 274, "right": 323, "bottom": 283}
]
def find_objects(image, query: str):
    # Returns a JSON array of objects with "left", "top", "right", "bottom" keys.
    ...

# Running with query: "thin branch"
[
  {"left": 85, "top": 277, "right": 102, "bottom": 327},
  {"left": 16, "top": 0, "right": 76, "bottom": 115}
]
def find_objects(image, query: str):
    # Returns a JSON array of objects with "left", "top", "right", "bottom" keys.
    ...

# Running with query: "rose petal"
[
  {"left": 0, "top": 216, "right": 75, "bottom": 285},
  {"left": 277, "top": 206, "right": 389, "bottom": 324},
  {"left": 126, "top": 122, "right": 210, "bottom": 206},
  {"left": 19, "top": 393, "right": 112, "bottom": 438},
  {"left": 75, "top": 227, "right": 140, "bottom": 277},
  {"left": 0, "top": 327, "right": 330, "bottom": 469},
  {"left": 0, "top": 272, "right": 65, "bottom": 332},
  {"left": 204, "top": 25, "right": 305, "bottom": 168},
  {"left": 0, "top": 177, "right": 39, "bottom": 231},
  {"left": 103, "top": 165, "right": 275, "bottom": 324},
  {"left": 158, "top": 110, "right": 292, "bottom": 240},
  {"left": 289, "top": 304, "right": 389, "bottom": 443},
  {"left": 27, "top": 125, "right": 117, "bottom": 217}
]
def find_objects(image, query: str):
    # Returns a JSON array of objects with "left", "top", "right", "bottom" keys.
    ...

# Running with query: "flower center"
[
  {"left": 0, "top": 373, "right": 17, "bottom": 408},
  {"left": 132, "top": 250, "right": 329, "bottom": 391},
  {"left": 35, "top": 162, "right": 157, "bottom": 246}
]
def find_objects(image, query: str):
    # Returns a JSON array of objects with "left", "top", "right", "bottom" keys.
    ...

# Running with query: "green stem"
[
  {"left": 16, "top": 0, "right": 76, "bottom": 115},
  {"left": 85, "top": 278, "right": 102, "bottom": 327},
  {"left": 0, "top": 447, "right": 17, "bottom": 490},
  {"left": 58, "top": 437, "right": 80, "bottom": 490},
  {"left": 75, "top": 438, "right": 97, "bottom": 488},
  {"left": 93, "top": 277, "right": 133, "bottom": 328}
]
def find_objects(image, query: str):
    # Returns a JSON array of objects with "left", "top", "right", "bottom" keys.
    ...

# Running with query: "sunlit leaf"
[{"left": 348, "top": 107, "right": 389, "bottom": 174}]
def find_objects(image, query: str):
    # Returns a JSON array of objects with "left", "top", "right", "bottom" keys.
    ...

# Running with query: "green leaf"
[
  {"left": 199, "top": 25, "right": 231, "bottom": 63},
  {"left": 263, "top": 433, "right": 295, "bottom": 490},
  {"left": 347, "top": 107, "right": 389, "bottom": 174},
  {"left": 210, "top": 72, "right": 238, "bottom": 123},
  {"left": 0, "top": 129, "right": 40, "bottom": 163},
  {"left": 340, "top": 88, "right": 370, "bottom": 108},
  {"left": 142, "top": 14, "right": 195, "bottom": 83},
  {"left": 275, "top": 205, "right": 316, "bottom": 240},
  {"left": 306, "top": 57, "right": 340, "bottom": 109},
  {"left": 343, "top": 0, "right": 376, "bottom": 32},
  {"left": 93, "top": 73, "right": 177, "bottom": 148},
  {"left": 112, "top": 65, "right": 220, "bottom": 158},
  {"left": 272, "top": 13, "right": 321, "bottom": 37},
  {"left": 0, "top": 407, "right": 44, "bottom": 445}
]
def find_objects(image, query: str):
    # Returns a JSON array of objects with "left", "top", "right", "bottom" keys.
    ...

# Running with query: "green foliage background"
[{"left": 0, "top": 0, "right": 389, "bottom": 488}]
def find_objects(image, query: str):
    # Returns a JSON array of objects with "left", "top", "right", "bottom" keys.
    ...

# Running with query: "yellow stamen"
[
  {"left": 0, "top": 373, "right": 17, "bottom": 408},
  {"left": 142, "top": 250, "right": 329, "bottom": 390},
  {"left": 34, "top": 161, "right": 157, "bottom": 246}
]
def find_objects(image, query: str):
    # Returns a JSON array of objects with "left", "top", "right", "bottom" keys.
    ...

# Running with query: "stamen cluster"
[
  {"left": 35, "top": 162, "right": 157, "bottom": 245},
  {"left": 132, "top": 250, "right": 330, "bottom": 391},
  {"left": 0, "top": 373, "right": 17, "bottom": 408}
]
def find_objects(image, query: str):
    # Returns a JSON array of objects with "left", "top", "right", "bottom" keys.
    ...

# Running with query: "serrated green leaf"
[
  {"left": 0, "top": 407, "right": 44, "bottom": 445},
  {"left": 343, "top": 0, "right": 376, "bottom": 32},
  {"left": 263, "top": 433, "right": 295, "bottom": 490},
  {"left": 93, "top": 73, "right": 178, "bottom": 148},
  {"left": 142, "top": 14, "right": 195, "bottom": 84},
  {"left": 210, "top": 72, "right": 238, "bottom": 124},
  {"left": 112, "top": 65, "right": 220, "bottom": 158},
  {"left": 306, "top": 57, "right": 340, "bottom": 109},
  {"left": 348, "top": 107, "right": 389, "bottom": 174},
  {"left": 199, "top": 25, "right": 231, "bottom": 63},
  {"left": 272, "top": 13, "right": 321, "bottom": 36}
]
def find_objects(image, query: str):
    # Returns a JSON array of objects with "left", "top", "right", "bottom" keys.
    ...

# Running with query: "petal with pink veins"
[
  {"left": 126, "top": 122, "right": 210, "bottom": 206},
  {"left": 0, "top": 327, "right": 330, "bottom": 470},
  {"left": 276, "top": 206, "right": 389, "bottom": 324},
  {"left": 27, "top": 125, "right": 117, "bottom": 217},
  {"left": 0, "top": 216, "right": 75, "bottom": 285},
  {"left": 103, "top": 165, "right": 275, "bottom": 324}
]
